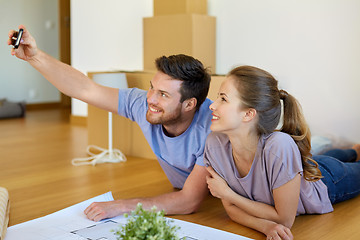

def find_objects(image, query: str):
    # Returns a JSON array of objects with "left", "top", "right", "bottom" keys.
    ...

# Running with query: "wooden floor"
[{"left": 1, "top": 108, "right": 360, "bottom": 240}]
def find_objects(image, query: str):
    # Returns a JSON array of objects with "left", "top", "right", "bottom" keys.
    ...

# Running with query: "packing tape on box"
[{"left": 0, "top": 187, "right": 9, "bottom": 240}]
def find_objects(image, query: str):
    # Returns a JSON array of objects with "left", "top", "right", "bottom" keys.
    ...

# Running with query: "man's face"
[{"left": 146, "top": 71, "right": 184, "bottom": 126}]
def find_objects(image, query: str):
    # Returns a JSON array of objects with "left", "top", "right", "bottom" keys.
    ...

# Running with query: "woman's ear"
[
  {"left": 183, "top": 97, "right": 197, "bottom": 112},
  {"left": 243, "top": 108, "right": 257, "bottom": 122}
]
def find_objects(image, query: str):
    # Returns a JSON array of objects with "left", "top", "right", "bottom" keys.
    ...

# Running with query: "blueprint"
[{"left": 5, "top": 192, "right": 252, "bottom": 240}]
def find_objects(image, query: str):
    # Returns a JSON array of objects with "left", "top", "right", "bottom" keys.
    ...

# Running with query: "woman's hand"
[
  {"left": 265, "top": 222, "right": 293, "bottom": 240},
  {"left": 205, "top": 165, "right": 231, "bottom": 199}
]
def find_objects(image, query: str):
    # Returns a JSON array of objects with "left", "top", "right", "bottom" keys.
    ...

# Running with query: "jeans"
[{"left": 314, "top": 149, "right": 360, "bottom": 204}]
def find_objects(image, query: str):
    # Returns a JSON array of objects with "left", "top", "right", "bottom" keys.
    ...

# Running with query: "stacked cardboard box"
[
  {"left": 88, "top": 71, "right": 157, "bottom": 159},
  {"left": 153, "top": 0, "right": 208, "bottom": 16},
  {"left": 143, "top": 0, "right": 216, "bottom": 72},
  {"left": 87, "top": 1, "right": 220, "bottom": 160}
]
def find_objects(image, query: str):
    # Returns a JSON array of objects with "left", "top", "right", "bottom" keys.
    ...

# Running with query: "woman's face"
[{"left": 209, "top": 76, "right": 248, "bottom": 133}]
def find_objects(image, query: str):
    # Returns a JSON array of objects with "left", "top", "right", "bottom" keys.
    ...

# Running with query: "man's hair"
[{"left": 155, "top": 54, "right": 211, "bottom": 110}]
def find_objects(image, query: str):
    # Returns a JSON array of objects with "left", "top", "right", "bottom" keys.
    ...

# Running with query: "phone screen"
[{"left": 14, "top": 29, "right": 23, "bottom": 49}]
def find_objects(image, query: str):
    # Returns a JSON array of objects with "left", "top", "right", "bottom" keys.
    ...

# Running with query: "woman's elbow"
[
  {"left": 279, "top": 216, "right": 295, "bottom": 229},
  {"left": 223, "top": 205, "right": 243, "bottom": 224},
  {"left": 227, "top": 211, "right": 240, "bottom": 223}
]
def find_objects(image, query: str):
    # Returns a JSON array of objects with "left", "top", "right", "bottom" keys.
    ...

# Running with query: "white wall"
[
  {"left": 210, "top": 0, "right": 360, "bottom": 143},
  {"left": 71, "top": 0, "right": 360, "bottom": 143},
  {"left": 70, "top": 0, "right": 153, "bottom": 116},
  {"left": 0, "top": 0, "right": 60, "bottom": 104}
]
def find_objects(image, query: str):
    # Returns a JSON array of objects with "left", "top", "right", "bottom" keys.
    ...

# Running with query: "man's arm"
[
  {"left": 84, "top": 164, "right": 210, "bottom": 221},
  {"left": 8, "top": 25, "right": 119, "bottom": 113}
]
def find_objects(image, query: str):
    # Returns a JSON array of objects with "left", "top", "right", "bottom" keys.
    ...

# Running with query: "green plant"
[{"left": 113, "top": 203, "right": 180, "bottom": 240}]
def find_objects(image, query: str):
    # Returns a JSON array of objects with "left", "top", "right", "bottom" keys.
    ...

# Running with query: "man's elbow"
[
  {"left": 181, "top": 200, "right": 202, "bottom": 214},
  {"left": 179, "top": 190, "right": 206, "bottom": 214}
]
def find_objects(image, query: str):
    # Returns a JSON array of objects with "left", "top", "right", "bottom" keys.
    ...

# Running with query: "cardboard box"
[
  {"left": 88, "top": 71, "right": 156, "bottom": 160},
  {"left": 154, "top": 0, "right": 207, "bottom": 16},
  {"left": 87, "top": 71, "right": 225, "bottom": 160},
  {"left": 143, "top": 14, "right": 216, "bottom": 73},
  {"left": 208, "top": 75, "right": 225, "bottom": 101}
]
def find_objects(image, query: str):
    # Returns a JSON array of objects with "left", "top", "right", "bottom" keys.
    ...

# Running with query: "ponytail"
[
  {"left": 229, "top": 66, "right": 322, "bottom": 182},
  {"left": 280, "top": 90, "right": 322, "bottom": 182}
]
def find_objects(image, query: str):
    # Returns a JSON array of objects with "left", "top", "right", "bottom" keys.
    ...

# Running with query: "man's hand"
[
  {"left": 84, "top": 165, "right": 210, "bottom": 222},
  {"left": 84, "top": 200, "right": 124, "bottom": 222},
  {"left": 8, "top": 25, "right": 38, "bottom": 61}
]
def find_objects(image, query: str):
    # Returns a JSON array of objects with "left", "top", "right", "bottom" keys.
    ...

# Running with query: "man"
[{"left": 8, "top": 25, "right": 213, "bottom": 221}]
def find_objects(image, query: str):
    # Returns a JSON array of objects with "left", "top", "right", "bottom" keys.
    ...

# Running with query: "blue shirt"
[{"left": 118, "top": 88, "right": 213, "bottom": 189}]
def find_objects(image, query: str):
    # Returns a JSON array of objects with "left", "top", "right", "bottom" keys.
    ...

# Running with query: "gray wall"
[{"left": 0, "top": 0, "right": 60, "bottom": 104}]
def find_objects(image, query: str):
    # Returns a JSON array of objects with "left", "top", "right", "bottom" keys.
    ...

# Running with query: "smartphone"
[{"left": 13, "top": 28, "right": 23, "bottom": 49}]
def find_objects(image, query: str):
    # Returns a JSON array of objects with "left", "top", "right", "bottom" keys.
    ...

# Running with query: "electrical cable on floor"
[{"left": 71, "top": 145, "right": 126, "bottom": 166}]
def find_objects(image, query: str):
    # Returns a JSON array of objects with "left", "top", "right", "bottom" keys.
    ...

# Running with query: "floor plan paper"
[{"left": 5, "top": 192, "right": 252, "bottom": 240}]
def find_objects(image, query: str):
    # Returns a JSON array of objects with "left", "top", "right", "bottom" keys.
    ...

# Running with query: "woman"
[{"left": 204, "top": 66, "right": 360, "bottom": 240}]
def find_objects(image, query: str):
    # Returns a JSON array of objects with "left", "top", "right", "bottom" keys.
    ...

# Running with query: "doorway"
[{"left": 59, "top": 0, "right": 71, "bottom": 108}]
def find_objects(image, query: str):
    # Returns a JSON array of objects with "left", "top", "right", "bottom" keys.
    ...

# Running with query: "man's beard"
[{"left": 146, "top": 104, "right": 182, "bottom": 126}]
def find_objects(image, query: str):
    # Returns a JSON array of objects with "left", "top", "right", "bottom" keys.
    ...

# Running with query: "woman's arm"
[
  {"left": 206, "top": 166, "right": 301, "bottom": 228},
  {"left": 222, "top": 199, "right": 293, "bottom": 240}
]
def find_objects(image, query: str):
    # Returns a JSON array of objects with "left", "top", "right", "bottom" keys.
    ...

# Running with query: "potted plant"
[{"left": 113, "top": 203, "right": 180, "bottom": 240}]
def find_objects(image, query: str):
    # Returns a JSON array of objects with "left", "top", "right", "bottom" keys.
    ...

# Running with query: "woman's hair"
[{"left": 228, "top": 66, "right": 322, "bottom": 182}]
